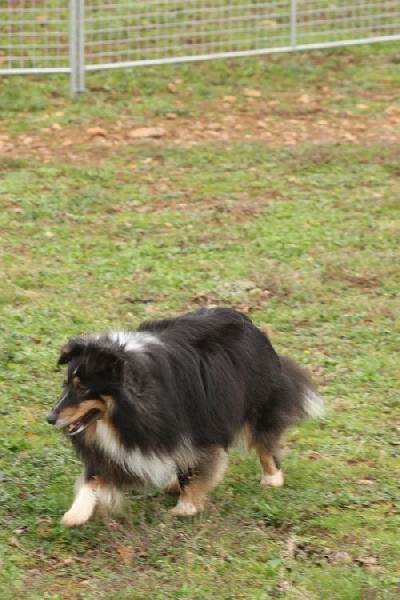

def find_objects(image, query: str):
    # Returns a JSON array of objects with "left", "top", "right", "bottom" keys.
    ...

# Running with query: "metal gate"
[{"left": 1, "top": 1, "right": 399, "bottom": 94}]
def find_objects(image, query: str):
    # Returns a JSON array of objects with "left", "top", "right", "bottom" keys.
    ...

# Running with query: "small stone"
[
  {"left": 129, "top": 127, "right": 166, "bottom": 139},
  {"left": 327, "top": 551, "right": 352, "bottom": 564},
  {"left": 243, "top": 88, "right": 261, "bottom": 98}
]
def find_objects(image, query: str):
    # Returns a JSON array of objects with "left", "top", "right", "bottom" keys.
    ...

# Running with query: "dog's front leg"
[
  {"left": 61, "top": 471, "right": 99, "bottom": 527},
  {"left": 61, "top": 471, "right": 124, "bottom": 527}
]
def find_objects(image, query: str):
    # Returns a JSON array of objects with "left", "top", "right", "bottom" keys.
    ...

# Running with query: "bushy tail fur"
[{"left": 279, "top": 355, "right": 324, "bottom": 422}]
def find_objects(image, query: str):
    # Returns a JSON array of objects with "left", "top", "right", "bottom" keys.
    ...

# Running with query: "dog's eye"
[{"left": 76, "top": 383, "right": 88, "bottom": 394}]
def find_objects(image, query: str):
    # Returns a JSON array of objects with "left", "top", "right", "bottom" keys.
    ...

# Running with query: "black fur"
[{"left": 48, "top": 307, "right": 322, "bottom": 523}]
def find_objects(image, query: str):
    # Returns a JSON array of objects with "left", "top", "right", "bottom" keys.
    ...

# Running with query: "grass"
[{"left": 1, "top": 43, "right": 400, "bottom": 599}]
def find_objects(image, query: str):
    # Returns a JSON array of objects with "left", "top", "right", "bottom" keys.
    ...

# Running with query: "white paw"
[
  {"left": 170, "top": 501, "right": 201, "bottom": 516},
  {"left": 260, "top": 470, "right": 284, "bottom": 488},
  {"left": 61, "top": 484, "right": 97, "bottom": 527},
  {"left": 61, "top": 507, "right": 92, "bottom": 527}
]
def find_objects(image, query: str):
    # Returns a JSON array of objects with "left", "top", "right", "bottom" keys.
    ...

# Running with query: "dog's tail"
[{"left": 277, "top": 355, "right": 324, "bottom": 425}]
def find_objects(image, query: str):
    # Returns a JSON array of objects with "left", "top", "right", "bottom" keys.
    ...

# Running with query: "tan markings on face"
[
  {"left": 59, "top": 399, "right": 106, "bottom": 423},
  {"left": 72, "top": 376, "right": 88, "bottom": 391},
  {"left": 82, "top": 420, "right": 98, "bottom": 445},
  {"left": 83, "top": 396, "right": 115, "bottom": 445}
]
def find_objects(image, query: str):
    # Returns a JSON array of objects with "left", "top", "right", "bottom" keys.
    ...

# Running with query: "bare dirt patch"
[{"left": 1, "top": 93, "right": 399, "bottom": 165}]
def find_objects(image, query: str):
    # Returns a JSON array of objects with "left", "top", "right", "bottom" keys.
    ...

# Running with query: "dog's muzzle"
[{"left": 46, "top": 412, "right": 57, "bottom": 425}]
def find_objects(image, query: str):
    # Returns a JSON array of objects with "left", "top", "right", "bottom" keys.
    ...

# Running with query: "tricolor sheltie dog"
[{"left": 47, "top": 308, "right": 323, "bottom": 527}]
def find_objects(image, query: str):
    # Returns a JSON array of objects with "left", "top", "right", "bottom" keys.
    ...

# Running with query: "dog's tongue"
[{"left": 67, "top": 419, "right": 81, "bottom": 434}]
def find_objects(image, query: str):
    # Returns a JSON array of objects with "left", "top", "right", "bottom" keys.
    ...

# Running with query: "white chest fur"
[{"left": 95, "top": 421, "right": 176, "bottom": 487}]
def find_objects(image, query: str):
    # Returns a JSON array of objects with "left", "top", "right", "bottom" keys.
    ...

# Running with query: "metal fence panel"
[
  {"left": 84, "top": 1, "right": 293, "bottom": 69},
  {"left": 1, "top": 2, "right": 400, "bottom": 90},
  {"left": 296, "top": 0, "right": 400, "bottom": 46},
  {"left": 0, "top": 0, "right": 69, "bottom": 74}
]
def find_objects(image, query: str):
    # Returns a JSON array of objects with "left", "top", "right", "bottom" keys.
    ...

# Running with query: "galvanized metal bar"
[
  {"left": 0, "top": 68, "right": 71, "bottom": 75},
  {"left": 77, "top": 0, "right": 85, "bottom": 93},
  {"left": 69, "top": 0, "right": 85, "bottom": 95},
  {"left": 291, "top": 0, "right": 297, "bottom": 49},
  {"left": 84, "top": 34, "right": 400, "bottom": 72},
  {"left": 69, "top": 0, "right": 77, "bottom": 94}
]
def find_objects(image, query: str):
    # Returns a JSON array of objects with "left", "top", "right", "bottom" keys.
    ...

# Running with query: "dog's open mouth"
[{"left": 65, "top": 408, "right": 101, "bottom": 436}]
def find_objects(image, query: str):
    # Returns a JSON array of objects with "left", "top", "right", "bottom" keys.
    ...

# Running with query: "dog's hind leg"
[
  {"left": 61, "top": 472, "right": 123, "bottom": 527},
  {"left": 254, "top": 432, "right": 284, "bottom": 488},
  {"left": 170, "top": 446, "right": 227, "bottom": 516}
]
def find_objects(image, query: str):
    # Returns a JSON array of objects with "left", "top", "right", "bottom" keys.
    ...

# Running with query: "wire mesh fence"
[
  {"left": 0, "top": 1, "right": 69, "bottom": 73},
  {"left": 1, "top": 1, "right": 400, "bottom": 93}
]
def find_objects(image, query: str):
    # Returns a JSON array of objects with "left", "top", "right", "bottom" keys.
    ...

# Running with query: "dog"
[{"left": 47, "top": 307, "right": 323, "bottom": 527}]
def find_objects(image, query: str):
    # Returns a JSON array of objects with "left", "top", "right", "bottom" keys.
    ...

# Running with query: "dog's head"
[{"left": 47, "top": 337, "right": 125, "bottom": 436}]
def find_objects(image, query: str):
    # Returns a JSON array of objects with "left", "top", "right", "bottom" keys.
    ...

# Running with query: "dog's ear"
[
  {"left": 57, "top": 338, "right": 125, "bottom": 382},
  {"left": 87, "top": 345, "right": 125, "bottom": 380},
  {"left": 57, "top": 338, "right": 86, "bottom": 367}
]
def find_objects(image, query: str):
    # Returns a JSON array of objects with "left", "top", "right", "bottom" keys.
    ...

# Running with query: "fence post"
[
  {"left": 290, "top": 0, "right": 297, "bottom": 49},
  {"left": 69, "top": 0, "right": 85, "bottom": 95}
]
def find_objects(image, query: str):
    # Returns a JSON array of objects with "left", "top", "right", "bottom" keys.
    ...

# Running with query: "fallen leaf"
[
  {"left": 117, "top": 545, "right": 133, "bottom": 565},
  {"left": 87, "top": 127, "right": 108, "bottom": 138},
  {"left": 385, "top": 106, "right": 400, "bottom": 115},
  {"left": 344, "top": 132, "right": 357, "bottom": 142},
  {"left": 261, "top": 324, "right": 273, "bottom": 337},
  {"left": 238, "top": 303, "right": 251, "bottom": 313}
]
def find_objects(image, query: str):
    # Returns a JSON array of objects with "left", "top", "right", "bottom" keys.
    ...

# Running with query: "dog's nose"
[{"left": 46, "top": 412, "right": 57, "bottom": 425}]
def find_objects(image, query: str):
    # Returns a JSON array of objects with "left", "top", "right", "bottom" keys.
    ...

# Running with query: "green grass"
[{"left": 1, "top": 44, "right": 400, "bottom": 599}]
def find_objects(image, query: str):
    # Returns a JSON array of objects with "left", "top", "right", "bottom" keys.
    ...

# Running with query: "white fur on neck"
[
  {"left": 95, "top": 420, "right": 176, "bottom": 487},
  {"left": 109, "top": 331, "right": 163, "bottom": 353}
]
